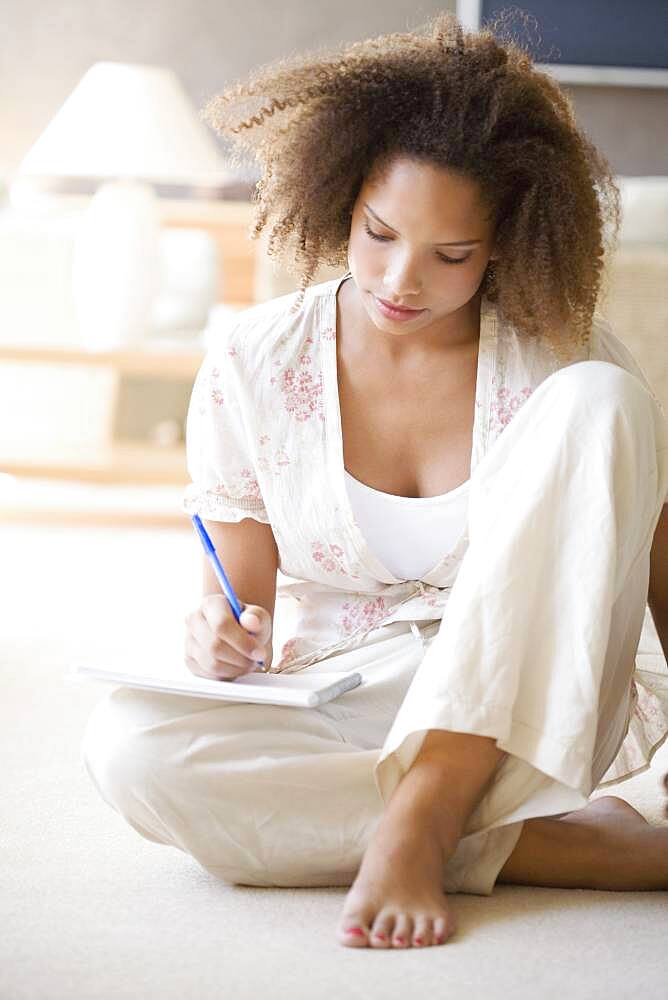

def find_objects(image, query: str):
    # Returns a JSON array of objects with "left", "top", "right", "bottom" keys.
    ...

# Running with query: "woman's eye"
[
  {"left": 362, "top": 221, "right": 470, "bottom": 265},
  {"left": 363, "top": 221, "right": 390, "bottom": 243}
]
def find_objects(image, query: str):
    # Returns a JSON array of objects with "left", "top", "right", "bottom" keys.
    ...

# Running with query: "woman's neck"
[{"left": 337, "top": 276, "right": 481, "bottom": 372}]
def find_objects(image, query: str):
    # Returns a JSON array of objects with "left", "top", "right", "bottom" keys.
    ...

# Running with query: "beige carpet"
[{"left": 2, "top": 515, "right": 667, "bottom": 1000}]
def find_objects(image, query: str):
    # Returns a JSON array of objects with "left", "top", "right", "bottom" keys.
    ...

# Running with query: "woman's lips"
[{"left": 374, "top": 296, "right": 425, "bottom": 320}]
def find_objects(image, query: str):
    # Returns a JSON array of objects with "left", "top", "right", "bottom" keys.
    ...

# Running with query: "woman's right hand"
[{"left": 184, "top": 597, "right": 273, "bottom": 680}]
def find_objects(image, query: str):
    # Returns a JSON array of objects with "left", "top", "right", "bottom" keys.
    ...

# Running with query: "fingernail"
[{"left": 250, "top": 650, "right": 265, "bottom": 662}]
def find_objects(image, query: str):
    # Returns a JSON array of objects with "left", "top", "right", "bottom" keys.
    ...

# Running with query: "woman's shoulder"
[
  {"left": 206, "top": 277, "right": 336, "bottom": 363},
  {"left": 588, "top": 311, "right": 632, "bottom": 361},
  {"left": 200, "top": 276, "right": 341, "bottom": 409},
  {"left": 205, "top": 288, "right": 302, "bottom": 351},
  {"left": 498, "top": 308, "right": 634, "bottom": 369},
  {"left": 588, "top": 312, "right": 661, "bottom": 403},
  {"left": 588, "top": 312, "right": 647, "bottom": 376}
]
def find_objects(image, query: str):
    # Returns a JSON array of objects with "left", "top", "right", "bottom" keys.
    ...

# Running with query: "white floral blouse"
[{"left": 182, "top": 270, "right": 667, "bottom": 781}]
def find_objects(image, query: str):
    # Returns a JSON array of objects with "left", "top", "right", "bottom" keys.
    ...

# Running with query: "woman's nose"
[{"left": 382, "top": 264, "right": 422, "bottom": 299}]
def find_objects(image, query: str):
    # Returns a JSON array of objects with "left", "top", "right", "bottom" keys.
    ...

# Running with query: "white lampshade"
[{"left": 17, "top": 61, "right": 231, "bottom": 186}]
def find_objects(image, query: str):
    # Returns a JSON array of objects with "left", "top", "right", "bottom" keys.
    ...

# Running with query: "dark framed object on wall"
[{"left": 457, "top": 0, "right": 668, "bottom": 87}]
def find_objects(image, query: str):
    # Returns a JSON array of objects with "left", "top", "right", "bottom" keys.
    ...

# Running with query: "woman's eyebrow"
[{"left": 363, "top": 203, "right": 482, "bottom": 247}]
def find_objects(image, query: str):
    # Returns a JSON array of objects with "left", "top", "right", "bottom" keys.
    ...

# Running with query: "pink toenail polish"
[
  {"left": 373, "top": 932, "right": 387, "bottom": 941},
  {"left": 414, "top": 937, "right": 423, "bottom": 945},
  {"left": 345, "top": 927, "right": 366, "bottom": 937},
  {"left": 394, "top": 936, "right": 405, "bottom": 945}
]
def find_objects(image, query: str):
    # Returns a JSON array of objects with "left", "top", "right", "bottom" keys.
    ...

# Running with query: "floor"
[{"left": 2, "top": 512, "right": 667, "bottom": 1000}]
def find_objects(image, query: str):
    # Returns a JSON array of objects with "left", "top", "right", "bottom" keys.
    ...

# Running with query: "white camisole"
[{"left": 344, "top": 469, "right": 470, "bottom": 581}]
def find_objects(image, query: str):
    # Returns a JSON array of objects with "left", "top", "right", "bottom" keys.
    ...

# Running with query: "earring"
[{"left": 484, "top": 260, "right": 497, "bottom": 293}]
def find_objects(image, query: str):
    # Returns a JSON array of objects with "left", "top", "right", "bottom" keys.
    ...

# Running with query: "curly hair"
[{"left": 202, "top": 7, "right": 621, "bottom": 361}]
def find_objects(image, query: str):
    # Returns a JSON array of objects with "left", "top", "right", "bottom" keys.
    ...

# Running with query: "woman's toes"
[
  {"left": 338, "top": 910, "right": 373, "bottom": 948},
  {"left": 412, "top": 915, "right": 432, "bottom": 947},
  {"left": 433, "top": 914, "right": 455, "bottom": 945},
  {"left": 340, "top": 925, "right": 368, "bottom": 948},
  {"left": 369, "top": 914, "right": 393, "bottom": 948},
  {"left": 391, "top": 914, "right": 412, "bottom": 948},
  {"left": 339, "top": 925, "right": 370, "bottom": 947}
]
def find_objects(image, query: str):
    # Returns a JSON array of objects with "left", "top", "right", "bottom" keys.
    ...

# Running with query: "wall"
[
  {"left": 2, "top": 0, "right": 666, "bottom": 184},
  {"left": 559, "top": 86, "right": 666, "bottom": 176}
]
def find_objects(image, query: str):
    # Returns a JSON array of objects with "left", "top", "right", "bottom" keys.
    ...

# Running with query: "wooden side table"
[{"left": 0, "top": 341, "right": 225, "bottom": 526}]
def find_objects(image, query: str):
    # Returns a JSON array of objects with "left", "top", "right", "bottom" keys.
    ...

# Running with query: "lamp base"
[{"left": 72, "top": 178, "right": 161, "bottom": 351}]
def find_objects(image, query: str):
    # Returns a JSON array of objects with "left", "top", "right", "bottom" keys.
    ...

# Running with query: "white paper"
[{"left": 70, "top": 664, "right": 363, "bottom": 708}]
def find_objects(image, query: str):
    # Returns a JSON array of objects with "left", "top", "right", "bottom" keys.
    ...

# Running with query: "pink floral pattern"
[
  {"left": 338, "top": 595, "right": 389, "bottom": 636},
  {"left": 271, "top": 349, "right": 325, "bottom": 422},
  {"left": 420, "top": 588, "right": 443, "bottom": 609},
  {"left": 309, "top": 539, "right": 363, "bottom": 581},
  {"left": 209, "top": 364, "right": 230, "bottom": 406},
  {"left": 274, "top": 367, "right": 324, "bottom": 422},
  {"left": 257, "top": 443, "right": 292, "bottom": 478},
  {"left": 211, "top": 469, "right": 263, "bottom": 503},
  {"left": 490, "top": 381, "right": 534, "bottom": 435},
  {"left": 598, "top": 674, "right": 668, "bottom": 785},
  {"left": 311, "top": 540, "right": 347, "bottom": 575}
]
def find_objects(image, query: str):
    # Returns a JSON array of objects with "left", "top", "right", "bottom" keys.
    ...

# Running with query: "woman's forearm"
[{"left": 648, "top": 602, "right": 668, "bottom": 667}]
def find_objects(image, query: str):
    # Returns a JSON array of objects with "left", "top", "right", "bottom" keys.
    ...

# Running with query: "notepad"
[{"left": 71, "top": 664, "right": 363, "bottom": 707}]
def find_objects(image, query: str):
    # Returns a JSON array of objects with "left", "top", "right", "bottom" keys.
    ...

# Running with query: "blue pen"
[{"left": 191, "top": 513, "right": 266, "bottom": 671}]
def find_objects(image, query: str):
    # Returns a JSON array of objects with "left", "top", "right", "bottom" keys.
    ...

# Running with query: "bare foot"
[
  {"left": 336, "top": 809, "right": 458, "bottom": 949},
  {"left": 560, "top": 794, "right": 668, "bottom": 890}
]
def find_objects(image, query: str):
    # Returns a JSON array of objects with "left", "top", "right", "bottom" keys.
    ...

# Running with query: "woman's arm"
[
  {"left": 202, "top": 517, "right": 279, "bottom": 669},
  {"left": 648, "top": 503, "right": 668, "bottom": 664}
]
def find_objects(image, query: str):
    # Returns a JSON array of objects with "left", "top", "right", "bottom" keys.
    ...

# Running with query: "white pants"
[{"left": 81, "top": 361, "right": 668, "bottom": 895}]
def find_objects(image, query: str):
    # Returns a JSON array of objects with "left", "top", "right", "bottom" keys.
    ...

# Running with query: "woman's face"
[{"left": 346, "top": 157, "right": 497, "bottom": 346}]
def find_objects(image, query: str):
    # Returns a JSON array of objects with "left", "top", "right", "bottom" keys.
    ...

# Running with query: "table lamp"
[{"left": 13, "top": 61, "right": 233, "bottom": 351}]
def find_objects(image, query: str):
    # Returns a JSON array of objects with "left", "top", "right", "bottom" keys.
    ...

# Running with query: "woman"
[{"left": 81, "top": 10, "right": 668, "bottom": 949}]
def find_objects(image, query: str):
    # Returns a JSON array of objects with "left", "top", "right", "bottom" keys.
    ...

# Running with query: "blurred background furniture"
[
  {"left": 0, "top": 175, "right": 665, "bottom": 526},
  {"left": 14, "top": 61, "right": 236, "bottom": 352},
  {"left": 596, "top": 176, "right": 668, "bottom": 414}
]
